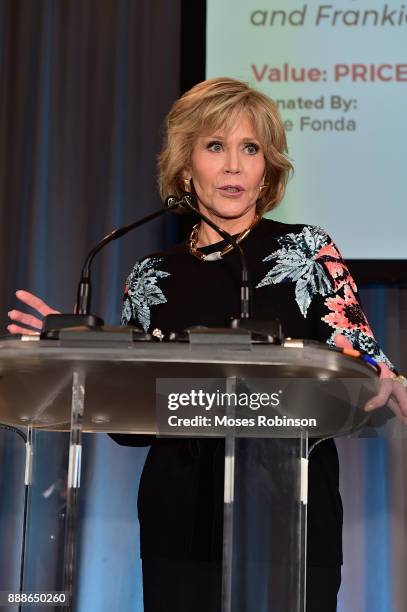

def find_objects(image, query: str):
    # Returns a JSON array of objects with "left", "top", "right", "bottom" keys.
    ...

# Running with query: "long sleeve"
[
  {"left": 309, "top": 230, "right": 395, "bottom": 370},
  {"left": 254, "top": 222, "right": 395, "bottom": 369}
]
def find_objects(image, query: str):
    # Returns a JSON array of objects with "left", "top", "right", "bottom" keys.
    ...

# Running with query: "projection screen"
[{"left": 206, "top": 0, "right": 407, "bottom": 260}]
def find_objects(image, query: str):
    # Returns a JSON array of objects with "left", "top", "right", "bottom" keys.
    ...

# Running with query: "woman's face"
[{"left": 184, "top": 114, "right": 266, "bottom": 222}]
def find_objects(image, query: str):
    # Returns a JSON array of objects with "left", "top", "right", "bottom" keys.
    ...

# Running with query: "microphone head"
[
  {"left": 165, "top": 194, "right": 196, "bottom": 210},
  {"left": 165, "top": 195, "right": 179, "bottom": 209}
]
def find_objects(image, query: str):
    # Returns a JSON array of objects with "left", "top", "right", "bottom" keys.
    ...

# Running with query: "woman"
[{"left": 8, "top": 78, "right": 407, "bottom": 611}]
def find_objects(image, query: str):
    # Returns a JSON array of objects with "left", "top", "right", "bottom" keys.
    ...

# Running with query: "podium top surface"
[
  {"left": 0, "top": 337, "right": 378, "bottom": 435},
  {"left": 0, "top": 336, "right": 375, "bottom": 371}
]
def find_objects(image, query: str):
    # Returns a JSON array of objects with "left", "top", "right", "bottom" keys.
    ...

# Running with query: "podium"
[{"left": 0, "top": 331, "right": 379, "bottom": 611}]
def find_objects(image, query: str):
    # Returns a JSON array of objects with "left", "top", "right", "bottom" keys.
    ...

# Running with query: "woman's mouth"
[{"left": 217, "top": 185, "right": 245, "bottom": 196}]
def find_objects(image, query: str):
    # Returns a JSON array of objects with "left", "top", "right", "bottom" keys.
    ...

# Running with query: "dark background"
[{"left": 0, "top": 1, "right": 406, "bottom": 609}]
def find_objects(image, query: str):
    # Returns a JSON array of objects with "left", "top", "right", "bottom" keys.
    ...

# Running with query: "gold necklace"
[{"left": 188, "top": 214, "right": 260, "bottom": 262}]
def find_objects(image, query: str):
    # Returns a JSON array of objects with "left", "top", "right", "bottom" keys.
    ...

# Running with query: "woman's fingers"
[
  {"left": 8, "top": 309, "right": 43, "bottom": 330},
  {"left": 7, "top": 323, "right": 40, "bottom": 336},
  {"left": 363, "top": 378, "right": 393, "bottom": 411},
  {"left": 392, "top": 379, "right": 407, "bottom": 418},
  {"left": 331, "top": 335, "right": 407, "bottom": 424},
  {"left": 388, "top": 398, "right": 407, "bottom": 427},
  {"left": 363, "top": 377, "right": 407, "bottom": 426},
  {"left": 15, "top": 290, "right": 59, "bottom": 316},
  {"left": 386, "top": 397, "right": 407, "bottom": 424},
  {"left": 7, "top": 290, "right": 60, "bottom": 336},
  {"left": 387, "top": 397, "right": 402, "bottom": 419}
]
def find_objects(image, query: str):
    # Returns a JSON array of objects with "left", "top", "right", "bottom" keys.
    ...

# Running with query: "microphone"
[
  {"left": 76, "top": 199, "right": 181, "bottom": 316},
  {"left": 42, "top": 199, "right": 181, "bottom": 335},
  {"left": 166, "top": 193, "right": 251, "bottom": 319},
  {"left": 167, "top": 194, "right": 282, "bottom": 342}
]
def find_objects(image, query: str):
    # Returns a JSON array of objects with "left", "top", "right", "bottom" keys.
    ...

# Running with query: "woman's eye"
[
  {"left": 206, "top": 141, "right": 223, "bottom": 152},
  {"left": 244, "top": 143, "right": 260, "bottom": 155}
]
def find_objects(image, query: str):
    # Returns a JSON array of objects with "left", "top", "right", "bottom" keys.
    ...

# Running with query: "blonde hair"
[{"left": 158, "top": 77, "right": 293, "bottom": 213}]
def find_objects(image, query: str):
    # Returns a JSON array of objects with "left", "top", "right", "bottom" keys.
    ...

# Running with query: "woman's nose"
[{"left": 224, "top": 149, "right": 241, "bottom": 174}]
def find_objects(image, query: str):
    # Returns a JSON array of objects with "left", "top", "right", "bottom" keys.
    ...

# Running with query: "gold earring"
[{"left": 184, "top": 178, "right": 192, "bottom": 192}]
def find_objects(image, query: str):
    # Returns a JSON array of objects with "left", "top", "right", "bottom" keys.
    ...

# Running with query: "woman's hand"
[
  {"left": 334, "top": 333, "right": 407, "bottom": 424},
  {"left": 7, "top": 290, "right": 60, "bottom": 335}
]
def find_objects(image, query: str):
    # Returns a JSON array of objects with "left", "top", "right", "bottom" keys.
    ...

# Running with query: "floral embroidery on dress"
[
  {"left": 315, "top": 243, "right": 357, "bottom": 293},
  {"left": 256, "top": 225, "right": 334, "bottom": 317},
  {"left": 256, "top": 223, "right": 394, "bottom": 368},
  {"left": 323, "top": 284, "right": 372, "bottom": 335},
  {"left": 323, "top": 284, "right": 394, "bottom": 368},
  {"left": 121, "top": 257, "right": 170, "bottom": 332}
]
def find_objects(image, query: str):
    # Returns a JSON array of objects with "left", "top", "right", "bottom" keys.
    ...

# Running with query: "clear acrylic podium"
[{"left": 0, "top": 330, "right": 379, "bottom": 611}]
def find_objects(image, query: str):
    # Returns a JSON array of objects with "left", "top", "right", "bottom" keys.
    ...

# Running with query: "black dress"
[{"left": 113, "top": 218, "right": 393, "bottom": 611}]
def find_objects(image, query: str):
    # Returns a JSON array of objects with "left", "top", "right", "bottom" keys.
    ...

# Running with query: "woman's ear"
[
  {"left": 181, "top": 167, "right": 192, "bottom": 192},
  {"left": 181, "top": 167, "right": 192, "bottom": 180}
]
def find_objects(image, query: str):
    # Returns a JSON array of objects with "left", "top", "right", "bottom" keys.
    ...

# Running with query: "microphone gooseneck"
[
  {"left": 42, "top": 200, "right": 180, "bottom": 335},
  {"left": 76, "top": 199, "right": 180, "bottom": 316}
]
